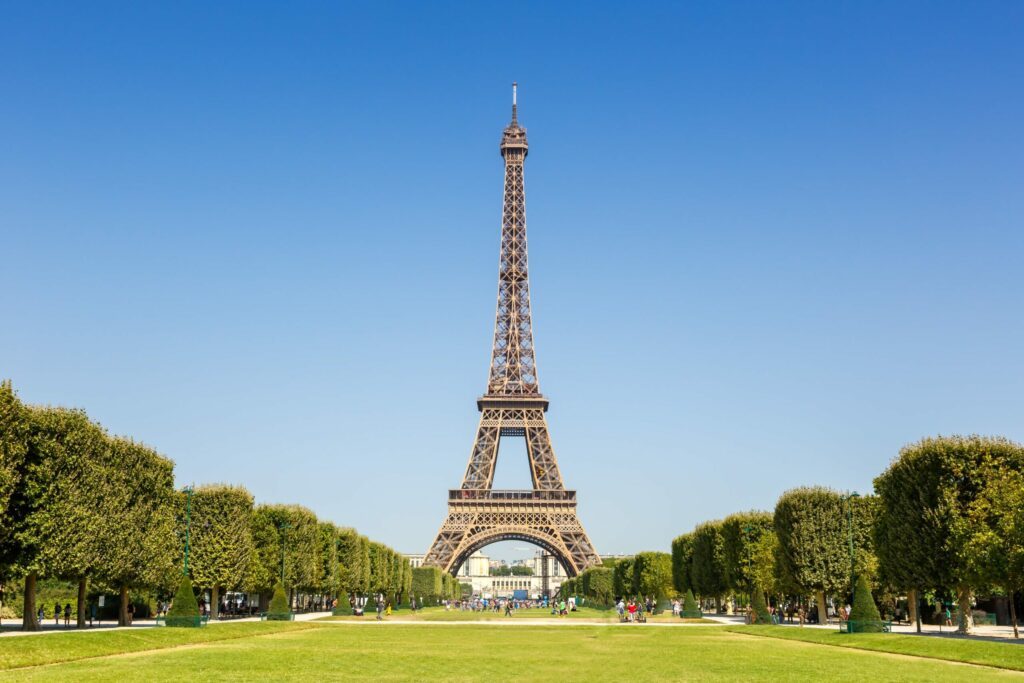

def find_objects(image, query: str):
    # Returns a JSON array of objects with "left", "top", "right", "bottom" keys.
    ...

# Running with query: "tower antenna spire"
[{"left": 512, "top": 82, "right": 518, "bottom": 123}]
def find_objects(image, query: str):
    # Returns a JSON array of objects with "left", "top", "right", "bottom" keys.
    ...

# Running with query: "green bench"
[
  {"left": 840, "top": 619, "right": 892, "bottom": 633},
  {"left": 260, "top": 612, "right": 295, "bottom": 621},
  {"left": 155, "top": 615, "right": 210, "bottom": 627}
]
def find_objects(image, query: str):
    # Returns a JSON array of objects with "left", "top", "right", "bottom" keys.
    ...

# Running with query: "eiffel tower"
[{"left": 423, "top": 85, "right": 601, "bottom": 577}]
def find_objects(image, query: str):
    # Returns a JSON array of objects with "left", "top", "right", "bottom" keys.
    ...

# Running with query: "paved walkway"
[{"left": 3, "top": 611, "right": 1022, "bottom": 642}]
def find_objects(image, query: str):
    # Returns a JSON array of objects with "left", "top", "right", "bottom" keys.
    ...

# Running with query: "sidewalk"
[{"left": 0, "top": 611, "right": 333, "bottom": 637}]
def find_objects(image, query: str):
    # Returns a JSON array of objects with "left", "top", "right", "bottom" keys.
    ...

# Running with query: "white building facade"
[{"left": 405, "top": 550, "right": 567, "bottom": 599}]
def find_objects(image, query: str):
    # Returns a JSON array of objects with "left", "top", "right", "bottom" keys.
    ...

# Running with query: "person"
[
  {"left": 376, "top": 596, "right": 384, "bottom": 621},
  {"left": 64, "top": 603, "right": 71, "bottom": 626},
  {"left": 627, "top": 599, "right": 637, "bottom": 623},
  {"left": 127, "top": 601, "right": 135, "bottom": 625},
  {"left": 385, "top": 601, "right": 392, "bottom": 617},
  {"left": 54, "top": 602, "right": 61, "bottom": 626},
  {"left": 37, "top": 606, "right": 45, "bottom": 625},
  {"left": 90, "top": 601, "right": 98, "bottom": 627},
  {"left": 505, "top": 600, "right": 512, "bottom": 617},
  {"left": 617, "top": 598, "right": 626, "bottom": 621},
  {"left": 944, "top": 606, "right": 952, "bottom": 627}
]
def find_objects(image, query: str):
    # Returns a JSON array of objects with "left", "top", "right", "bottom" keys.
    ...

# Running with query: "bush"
[
  {"left": 849, "top": 574, "right": 883, "bottom": 631},
  {"left": 681, "top": 588, "right": 702, "bottom": 618},
  {"left": 265, "top": 584, "right": 291, "bottom": 619},
  {"left": 750, "top": 587, "right": 772, "bottom": 624},
  {"left": 165, "top": 576, "right": 201, "bottom": 628}
]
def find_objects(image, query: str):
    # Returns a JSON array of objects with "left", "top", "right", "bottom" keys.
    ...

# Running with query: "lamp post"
[
  {"left": 842, "top": 492, "right": 860, "bottom": 603},
  {"left": 182, "top": 485, "right": 194, "bottom": 576},
  {"left": 277, "top": 521, "right": 292, "bottom": 585}
]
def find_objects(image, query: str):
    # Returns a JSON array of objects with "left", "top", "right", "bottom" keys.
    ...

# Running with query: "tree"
[
  {"left": 1, "top": 403, "right": 111, "bottom": 630},
  {"left": 188, "top": 485, "right": 254, "bottom": 619},
  {"left": 336, "top": 529, "right": 368, "bottom": 598},
  {"left": 671, "top": 533, "right": 694, "bottom": 594},
  {"left": 0, "top": 382, "right": 28, "bottom": 620},
  {"left": 97, "top": 437, "right": 178, "bottom": 626},
  {"left": 412, "top": 566, "right": 443, "bottom": 603},
  {"left": 774, "top": 487, "right": 864, "bottom": 623},
  {"left": 612, "top": 557, "right": 635, "bottom": 596},
  {"left": 579, "top": 567, "right": 614, "bottom": 606},
  {"left": 954, "top": 442, "right": 1024, "bottom": 637},
  {"left": 721, "top": 511, "right": 774, "bottom": 597},
  {"left": 874, "top": 436, "right": 1024, "bottom": 635},
  {"left": 682, "top": 588, "right": 700, "bottom": 616},
  {"left": 632, "top": 552, "right": 673, "bottom": 603},
  {"left": 690, "top": 521, "right": 727, "bottom": 608}
]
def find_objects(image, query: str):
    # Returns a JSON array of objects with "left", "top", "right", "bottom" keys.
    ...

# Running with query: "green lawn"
[
  {"left": 325, "top": 606, "right": 713, "bottom": 623},
  {"left": 731, "top": 624, "right": 1024, "bottom": 672},
  {"left": 3, "top": 622, "right": 1023, "bottom": 681},
  {"left": 0, "top": 621, "right": 314, "bottom": 670}
]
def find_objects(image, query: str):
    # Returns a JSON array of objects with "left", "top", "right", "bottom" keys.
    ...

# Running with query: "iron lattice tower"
[{"left": 423, "top": 85, "right": 601, "bottom": 577}]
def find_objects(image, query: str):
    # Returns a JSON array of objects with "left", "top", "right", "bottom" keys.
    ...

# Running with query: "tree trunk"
[
  {"left": 118, "top": 585, "right": 129, "bottom": 627},
  {"left": 77, "top": 578, "right": 87, "bottom": 629},
  {"left": 714, "top": 596, "right": 721, "bottom": 613},
  {"left": 210, "top": 586, "right": 219, "bottom": 620},
  {"left": 816, "top": 590, "right": 828, "bottom": 625},
  {"left": 908, "top": 588, "right": 921, "bottom": 633},
  {"left": 1009, "top": 589, "right": 1018, "bottom": 639},
  {"left": 23, "top": 572, "right": 38, "bottom": 631},
  {"left": 956, "top": 584, "right": 973, "bottom": 635}
]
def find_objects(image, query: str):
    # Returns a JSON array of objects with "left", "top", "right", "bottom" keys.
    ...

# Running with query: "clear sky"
[{"left": 2, "top": 1, "right": 1022, "bottom": 562}]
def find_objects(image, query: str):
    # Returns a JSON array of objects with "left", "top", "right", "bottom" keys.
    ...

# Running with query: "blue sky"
[{"left": 2, "top": 1, "right": 1022, "bottom": 561}]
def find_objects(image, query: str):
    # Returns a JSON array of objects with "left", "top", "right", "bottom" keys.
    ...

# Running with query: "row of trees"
[
  {"left": 559, "top": 552, "right": 674, "bottom": 607},
  {"left": 670, "top": 435, "right": 1024, "bottom": 635},
  {"left": 411, "top": 566, "right": 464, "bottom": 603},
  {"left": 0, "top": 381, "right": 409, "bottom": 630}
]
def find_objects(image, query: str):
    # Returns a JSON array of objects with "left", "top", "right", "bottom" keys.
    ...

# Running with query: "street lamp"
[
  {"left": 277, "top": 521, "right": 292, "bottom": 586},
  {"left": 842, "top": 492, "right": 860, "bottom": 604},
  {"left": 181, "top": 485, "right": 194, "bottom": 576}
]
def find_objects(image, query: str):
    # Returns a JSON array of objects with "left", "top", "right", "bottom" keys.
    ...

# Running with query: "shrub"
[
  {"left": 165, "top": 576, "right": 201, "bottom": 627},
  {"left": 750, "top": 587, "right": 772, "bottom": 624},
  {"left": 264, "top": 584, "right": 292, "bottom": 620},
  {"left": 681, "top": 588, "right": 702, "bottom": 618},
  {"left": 849, "top": 574, "right": 883, "bottom": 631}
]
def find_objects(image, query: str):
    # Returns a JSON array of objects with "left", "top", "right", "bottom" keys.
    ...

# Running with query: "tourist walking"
[
  {"left": 617, "top": 598, "right": 625, "bottom": 621},
  {"left": 54, "top": 602, "right": 61, "bottom": 625},
  {"left": 63, "top": 603, "right": 71, "bottom": 626}
]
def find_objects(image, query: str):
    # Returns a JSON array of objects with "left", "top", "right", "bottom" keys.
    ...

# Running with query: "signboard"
[{"left": 98, "top": 595, "right": 105, "bottom": 607}]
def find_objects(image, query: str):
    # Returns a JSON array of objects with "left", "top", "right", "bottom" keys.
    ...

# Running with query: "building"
[{"left": 405, "top": 550, "right": 567, "bottom": 599}]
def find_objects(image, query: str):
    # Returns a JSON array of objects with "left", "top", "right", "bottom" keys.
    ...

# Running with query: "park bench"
[
  {"left": 155, "top": 615, "right": 210, "bottom": 627},
  {"left": 839, "top": 619, "right": 892, "bottom": 633}
]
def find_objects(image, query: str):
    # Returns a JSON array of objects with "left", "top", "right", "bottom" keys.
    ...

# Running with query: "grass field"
[
  {"left": 325, "top": 605, "right": 713, "bottom": 623},
  {"left": 3, "top": 621, "right": 1024, "bottom": 681}
]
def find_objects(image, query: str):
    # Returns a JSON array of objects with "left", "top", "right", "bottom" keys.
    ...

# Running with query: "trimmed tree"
[
  {"left": 581, "top": 567, "right": 614, "bottom": 606},
  {"left": 721, "top": 511, "right": 774, "bottom": 598},
  {"left": 97, "top": 437, "right": 179, "bottom": 626},
  {"left": 848, "top": 573, "right": 882, "bottom": 631},
  {"left": 612, "top": 557, "right": 635, "bottom": 597},
  {"left": 671, "top": 533, "right": 694, "bottom": 594},
  {"left": 189, "top": 485, "right": 254, "bottom": 620},
  {"left": 266, "top": 583, "right": 291, "bottom": 620},
  {"left": 774, "top": 487, "right": 858, "bottom": 623},
  {"left": 166, "top": 575, "right": 201, "bottom": 627},
  {"left": 690, "top": 521, "right": 727, "bottom": 610},
  {"left": 632, "top": 552, "right": 674, "bottom": 604},
  {"left": 750, "top": 585, "right": 772, "bottom": 624},
  {"left": 875, "top": 436, "right": 1024, "bottom": 635},
  {"left": 682, "top": 588, "right": 701, "bottom": 618},
  {"left": 0, "top": 382, "right": 30, "bottom": 628}
]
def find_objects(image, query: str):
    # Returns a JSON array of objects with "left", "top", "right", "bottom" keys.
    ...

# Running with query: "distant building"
[{"left": 404, "top": 550, "right": 568, "bottom": 599}]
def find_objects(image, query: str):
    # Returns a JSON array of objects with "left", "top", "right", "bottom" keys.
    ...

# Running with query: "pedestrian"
[
  {"left": 54, "top": 602, "right": 61, "bottom": 626},
  {"left": 376, "top": 596, "right": 384, "bottom": 621},
  {"left": 64, "top": 603, "right": 71, "bottom": 626},
  {"left": 617, "top": 598, "right": 625, "bottom": 621},
  {"left": 127, "top": 601, "right": 135, "bottom": 625},
  {"left": 90, "top": 601, "right": 98, "bottom": 627},
  {"left": 37, "top": 606, "right": 45, "bottom": 625},
  {"left": 627, "top": 599, "right": 637, "bottom": 623},
  {"left": 944, "top": 606, "right": 952, "bottom": 627}
]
